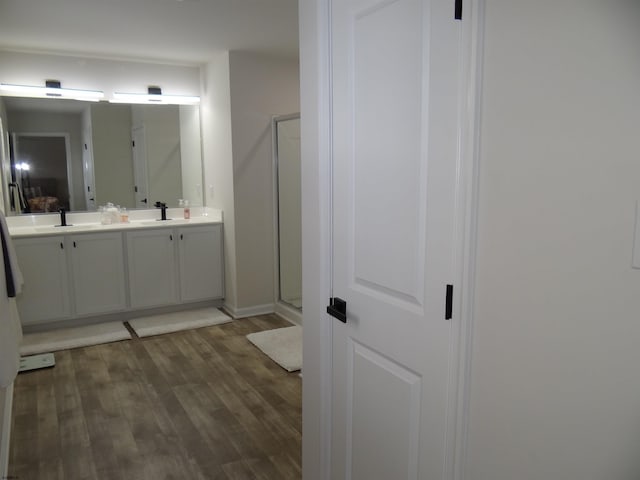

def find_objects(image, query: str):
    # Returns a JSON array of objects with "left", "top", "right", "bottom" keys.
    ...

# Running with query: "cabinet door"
[
  {"left": 178, "top": 225, "right": 224, "bottom": 302},
  {"left": 126, "top": 228, "right": 178, "bottom": 309},
  {"left": 14, "top": 236, "right": 71, "bottom": 325},
  {"left": 70, "top": 232, "right": 126, "bottom": 316}
]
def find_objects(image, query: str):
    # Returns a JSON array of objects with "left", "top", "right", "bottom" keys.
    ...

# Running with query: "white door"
[
  {"left": 178, "top": 225, "right": 224, "bottom": 302},
  {"left": 330, "top": 0, "right": 462, "bottom": 478},
  {"left": 132, "top": 126, "right": 150, "bottom": 208},
  {"left": 126, "top": 228, "right": 178, "bottom": 309},
  {"left": 70, "top": 232, "right": 126, "bottom": 316}
]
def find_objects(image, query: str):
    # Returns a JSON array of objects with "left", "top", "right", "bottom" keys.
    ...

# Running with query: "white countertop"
[{"left": 7, "top": 207, "right": 223, "bottom": 238}]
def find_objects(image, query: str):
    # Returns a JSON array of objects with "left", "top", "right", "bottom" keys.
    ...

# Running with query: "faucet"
[
  {"left": 154, "top": 201, "right": 168, "bottom": 220},
  {"left": 57, "top": 208, "right": 70, "bottom": 227}
]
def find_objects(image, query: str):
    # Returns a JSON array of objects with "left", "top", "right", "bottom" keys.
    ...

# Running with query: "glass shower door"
[{"left": 274, "top": 114, "right": 302, "bottom": 311}]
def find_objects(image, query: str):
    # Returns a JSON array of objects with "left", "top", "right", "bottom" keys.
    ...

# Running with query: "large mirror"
[{"left": 0, "top": 96, "right": 204, "bottom": 215}]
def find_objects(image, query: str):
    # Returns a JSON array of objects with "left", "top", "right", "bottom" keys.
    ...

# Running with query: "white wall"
[
  {"left": 228, "top": 51, "right": 299, "bottom": 313},
  {"left": 467, "top": 1, "right": 640, "bottom": 479},
  {"left": 201, "top": 52, "right": 237, "bottom": 311}
]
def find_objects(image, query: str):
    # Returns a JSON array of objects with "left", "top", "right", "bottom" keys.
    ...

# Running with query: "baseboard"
[
  {"left": 274, "top": 302, "right": 302, "bottom": 325},
  {"left": 0, "top": 383, "right": 14, "bottom": 479},
  {"left": 224, "top": 303, "right": 275, "bottom": 319}
]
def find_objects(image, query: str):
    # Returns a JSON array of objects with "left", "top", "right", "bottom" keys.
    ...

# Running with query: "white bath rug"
[
  {"left": 246, "top": 325, "right": 302, "bottom": 372},
  {"left": 128, "top": 307, "right": 232, "bottom": 338},
  {"left": 20, "top": 321, "right": 132, "bottom": 356}
]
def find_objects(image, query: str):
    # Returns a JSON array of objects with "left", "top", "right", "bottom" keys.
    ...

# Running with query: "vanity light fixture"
[
  {"left": 0, "top": 80, "right": 104, "bottom": 101},
  {"left": 111, "top": 85, "right": 200, "bottom": 105}
]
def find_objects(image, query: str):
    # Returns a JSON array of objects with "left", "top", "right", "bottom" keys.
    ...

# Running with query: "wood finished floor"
[{"left": 9, "top": 314, "right": 301, "bottom": 480}]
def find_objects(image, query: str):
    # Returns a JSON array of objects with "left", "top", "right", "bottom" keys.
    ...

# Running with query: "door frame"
[
  {"left": 299, "top": 0, "right": 486, "bottom": 479},
  {"left": 271, "top": 113, "right": 303, "bottom": 324},
  {"left": 132, "top": 126, "right": 149, "bottom": 208}
]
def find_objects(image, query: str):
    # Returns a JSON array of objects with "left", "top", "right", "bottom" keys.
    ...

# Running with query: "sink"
[
  {"left": 139, "top": 219, "right": 190, "bottom": 226},
  {"left": 33, "top": 224, "right": 97, "bottom": 232}
]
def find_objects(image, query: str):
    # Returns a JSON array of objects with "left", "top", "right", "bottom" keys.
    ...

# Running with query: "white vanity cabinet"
[
  {"left": 69, "top": 232, "right": 127, "bottom": 316},
  {"left": 12, "top": 218, "right": 224, "bottom": 328},
  {"left": 126, "top": 224, "right": 223, "bottom": 308},
  {"left": 14, "top": 236, "right": 72, "bottom": 325},
  {"left": 14, "top": 232, "right": 126, "bottom": 325}
]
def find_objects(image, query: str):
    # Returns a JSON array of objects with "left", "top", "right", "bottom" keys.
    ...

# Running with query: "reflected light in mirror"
[{"left": 14, "top": 162, "right": 30, "bottom": 171}]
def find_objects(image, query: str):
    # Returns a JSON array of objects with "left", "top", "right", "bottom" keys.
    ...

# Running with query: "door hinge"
[
  {"left": 445, "top": 284, "right": 453, "bottom": 320},
  {"left": 455, "top": 0, "right": 462, "bottom": 20}
]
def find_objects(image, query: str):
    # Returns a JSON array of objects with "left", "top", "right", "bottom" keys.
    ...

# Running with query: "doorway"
[{"left": 10, "top": 133, "right": 73, "bottom": 213}]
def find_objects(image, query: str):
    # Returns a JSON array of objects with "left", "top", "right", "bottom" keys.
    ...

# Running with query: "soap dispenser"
[
  {"left": 179, "top": 199, "right": 190, "bottom": 219},
  {"left": 183, "top": 199, "right": 190, "bottom": 219}
]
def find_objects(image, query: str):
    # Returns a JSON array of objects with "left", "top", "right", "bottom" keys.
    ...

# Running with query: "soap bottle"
[{"left": 183, "top": 199, "right": 191, "bottom": 219}]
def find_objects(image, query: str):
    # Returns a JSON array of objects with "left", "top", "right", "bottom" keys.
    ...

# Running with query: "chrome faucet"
[{"left": 154, "top": 201, "right": 168, "bottom": 220}]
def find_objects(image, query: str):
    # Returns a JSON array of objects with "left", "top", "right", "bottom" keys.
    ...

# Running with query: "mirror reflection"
[{"left": 0, "top": 96, "right": 203, "bottom": 215}]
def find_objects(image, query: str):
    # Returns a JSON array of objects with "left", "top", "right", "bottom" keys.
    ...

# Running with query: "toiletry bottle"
[
  {"left": 112, "top": 204, "right": 120, "bottom": 224},
  {"left": 183, "top": 199, "right": 190, "bottom": 219},
  {"left": 101, "top": 203, "right": 113, "bottom": 225},
  {"left": 120, "top": 207, "right": 129, "bottom": 223}
]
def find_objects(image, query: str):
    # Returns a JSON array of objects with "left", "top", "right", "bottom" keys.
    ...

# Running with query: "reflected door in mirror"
[{"left": 11, "top": 133, "right": 73, "bottom": 213}]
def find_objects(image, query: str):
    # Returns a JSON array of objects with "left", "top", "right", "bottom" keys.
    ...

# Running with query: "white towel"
[{"left": 0, "top": 210, "right": 23, "bottom": 387}]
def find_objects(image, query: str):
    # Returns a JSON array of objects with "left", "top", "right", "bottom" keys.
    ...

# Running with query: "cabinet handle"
[
  {"left": 180, "top": 234, "right": 183, "bottom": 240},
  {"left": 170, "top": 234, "right": 173, "bottom": 241},
  {"left": 73, "top": 241, "right": 77, "bottom": 248},
  {"left": 60, "top": 242, "right": 64, "bottom": 249}
]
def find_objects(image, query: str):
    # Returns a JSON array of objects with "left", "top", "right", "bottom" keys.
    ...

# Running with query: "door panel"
[
  {"left": 349, "top": 339, "right": 422, "bottom": 479},
  {"left": 352, "top": 0, "right": 425, "bottom": 306},
  {"left": 330, "top": 0, "right": 461, "bottom": 478}
]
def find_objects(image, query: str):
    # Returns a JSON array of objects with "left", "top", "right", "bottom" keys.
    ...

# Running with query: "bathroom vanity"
[{"left": 8, "top": 208, "right": 224, "bottom": 329}]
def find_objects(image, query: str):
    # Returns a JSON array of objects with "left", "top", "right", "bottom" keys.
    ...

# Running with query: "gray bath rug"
[
  {"left": 128, "top": 307, "right": 232, "bottom": 338},
  {"left": 246, "top": 325, "right": 302, "bottom": 372}
]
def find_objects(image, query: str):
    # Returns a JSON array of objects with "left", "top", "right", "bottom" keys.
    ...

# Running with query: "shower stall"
[{"left": 273, "top": 114, "right": 302, "bottom": 317}]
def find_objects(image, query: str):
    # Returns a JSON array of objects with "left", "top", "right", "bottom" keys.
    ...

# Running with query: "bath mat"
[
  {"left": 128, "top": 307, "right": 232, "bottom": 338},
  {"left": 246, "top": 325, "right": 302, "bottom": 372},
  {"left": 20, "top": 321, "right": 131, "bottom": 356}
]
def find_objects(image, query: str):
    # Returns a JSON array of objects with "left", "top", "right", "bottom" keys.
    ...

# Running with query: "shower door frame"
[{"left": 272, "top": 113, "right": 303, "bottom": 323}]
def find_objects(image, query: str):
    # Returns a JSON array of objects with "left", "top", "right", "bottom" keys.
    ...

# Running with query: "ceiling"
[{"left": 0, "top": 0, "right": 299, "bottom": 65}]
